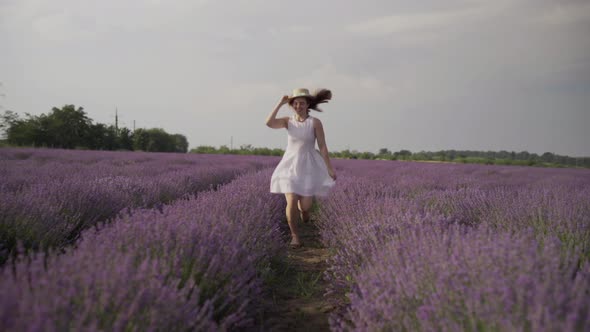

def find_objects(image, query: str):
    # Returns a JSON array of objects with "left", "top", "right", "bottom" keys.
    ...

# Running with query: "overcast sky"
[{"left": 1, "top": 0, "right": 589, "bottom": 156}]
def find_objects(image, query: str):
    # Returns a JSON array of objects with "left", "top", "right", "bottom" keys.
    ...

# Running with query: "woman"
[{"left": 265, "top": 88, "right": 337, "bottom": 248}]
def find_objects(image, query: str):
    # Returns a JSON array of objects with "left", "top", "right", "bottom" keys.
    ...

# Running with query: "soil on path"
[{"left": 253, "top": 217, "right": 336, "bottom": 331}]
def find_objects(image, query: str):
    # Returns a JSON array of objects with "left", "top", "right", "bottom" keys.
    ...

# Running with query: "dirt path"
[{"left": 253, "top": 216, "right": 335, "bottom": 331}]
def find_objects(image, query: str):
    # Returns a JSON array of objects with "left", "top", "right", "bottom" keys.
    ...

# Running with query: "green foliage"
[
  {"left": 49, "top": 105, "right": 92, "bottom": 149},
  {"left": 359, "top": 151, "right": 375, "bottom": 160},
  {"left": 189, "top": 145, "right": 590, "bottom": 169},
  {"left": 1, "top": 107, "right": 189, "bottom": 153},
  {"left": 0, "top": 110, "right": 19, "bottom": 139},
  {"left": 145, "top": 128, "right": 175, "bottom": 152},
  {"left": 376, "top": 148, "right": 393, "bottom": 160},
  {"left": 119, "top": 127, "right": 134, "bottom": 150},
  {"left": 394, "top": 149, "right": 412, "bottom": 160},
  {"left": 130, "top": 128, "right": 188, "bottom": 153},
  {"left": 190, "top": 145, "right": 284, "bottom": 156},
  {"left": 172, "top": 134, "right": 189, "bottom": 153},
  {"left": 192, "top": 145, "right": 217, "bottom": 154},
  {"left": 132, "top": 128, "right": 149, "bottom": 151},
  {"left": 294, "top": 271, "right": 323, "bottom": 298}
]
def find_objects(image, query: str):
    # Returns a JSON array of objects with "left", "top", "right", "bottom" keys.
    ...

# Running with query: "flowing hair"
[{"left": 289, "top": 88, "right": 332, "bottom": 112}]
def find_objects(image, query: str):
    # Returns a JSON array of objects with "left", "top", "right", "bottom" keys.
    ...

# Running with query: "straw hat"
[{"left": 288, "top": 88, "right": 313, "bottom": 101}]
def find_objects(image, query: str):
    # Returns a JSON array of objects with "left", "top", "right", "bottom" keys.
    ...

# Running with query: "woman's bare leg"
[
  {"left": 298, "top": 196, "right": 313, "bottom": 223},
  {"left": 285, "top": 193, "right": 301, "bottom": 245}
]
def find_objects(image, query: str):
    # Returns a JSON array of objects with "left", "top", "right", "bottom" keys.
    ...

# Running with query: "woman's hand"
[
  {"left": 279, "top": 95, "right": 290, "bottom": 106},
  {"left": 266, "top": 96, "right": 290, "bottom": 128},
  {"left": 328, "top": 168, "right": 337, "bottom": 181}
]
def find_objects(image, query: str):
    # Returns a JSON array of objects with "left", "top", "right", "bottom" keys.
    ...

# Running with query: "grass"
[
  {"left": 294, "top": 271, "right": 323, "bottom": 298},
  {"left": 261, "top": 260, "right": 323, "bottom": 299}
]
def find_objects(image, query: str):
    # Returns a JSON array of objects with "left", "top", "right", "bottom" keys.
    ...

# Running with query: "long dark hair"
[{"left": 289, "top": 89, "right": 332, "bottom": 112}]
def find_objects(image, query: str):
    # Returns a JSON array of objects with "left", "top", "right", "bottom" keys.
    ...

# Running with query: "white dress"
[{"left": 270, "top": 115, "right": 335, "bottom": 197}]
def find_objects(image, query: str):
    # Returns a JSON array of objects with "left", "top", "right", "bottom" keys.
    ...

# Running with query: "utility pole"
[
  {"left": 231, "top": 136, "right": 233, "bottom": 150},
  {"left": 133, "top": 120, "right": 136, "bottom": 132},
  {"left": 115, "top": 107, "right": 119, "bottom": 134}
]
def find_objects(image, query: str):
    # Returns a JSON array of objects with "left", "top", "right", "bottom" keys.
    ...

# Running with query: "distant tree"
[
  {"left": 377, "top": 148, "right": 393, "bottom": 159},
  {"left": 4, "top": 112, "right": 47, "bottom": 147},
  {"left": 0, "top": 110, "right": 19, "bottom": 140},
  {"left": 359, "top": 151, "right": 375, "bottom": 160},
  {"left": 191, "top": 145, "right": 217, "bottom": 154},
  {"left": 253, "top": 147, "right": 271, "bottom": 156},
  {"left": 498, "top": 150, "right": 510, "bottom": 159},
  {"left": 240, "top": 144, "right": 254, "bottom": 152},
  {"left": 525, "top": 153, "right": 540, "bottom": 164},
  {"left": 132, "top": 128, "right": 149, "bottom": 151},
  {"left": 340, "top": 149, "right": 353, "bottom": 159},
  {"left": 47, "top": 105, "right": 92, "bottom": 149},
  {"left": 86, "top": 123, "right": 107, "bottom": 149},
  {"left": 118, "top": 127, "right": 134, "bottom": 150},
  {"left": 218, "top": 145, "right": 231, "bottom": 154},
  {"left": 395, "top": 149, "right": 412, "bottom": 160},
  {"left": 172, "top": 134, "right": 188, "bottom": 153},
  {"left": 145, "top": 128, "right": 174, "bottom": 152},
  {"left": 412, "top": 151, "right": 428, "bottom": 160},
  {"left": 103, "top": 125, "right": 119, "bottom": 150},
  {"left": 561, "top": 156, "right": 571, "bottom": 166},
  {"left": 516, "top": 151, "right": 530, "bottom": 160},
  {"left": 448, "top": 150, "right": 457, "bottom": 160},
  {"left": 541, "top": 152, "right": 555, "bottom": 163}
]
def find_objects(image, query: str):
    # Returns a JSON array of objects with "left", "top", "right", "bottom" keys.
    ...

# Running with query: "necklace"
[{"left": 295, "top": 115, "right": 309, "bottom": 122}]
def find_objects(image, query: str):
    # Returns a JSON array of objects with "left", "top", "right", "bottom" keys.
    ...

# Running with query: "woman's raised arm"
[{"left": 265, "top": 95, "right": 290, "bottom": 129}]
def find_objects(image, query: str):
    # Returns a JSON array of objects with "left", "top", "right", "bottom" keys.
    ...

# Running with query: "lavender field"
[
  {"left": 0, "top": 148, "right": 279, "bottom": 264},
  {"left": 1, "top": 148, "right": 589, "bottom": 331},
  {"left": 319, "top": 159, "right": 590, "bottom": 331}
]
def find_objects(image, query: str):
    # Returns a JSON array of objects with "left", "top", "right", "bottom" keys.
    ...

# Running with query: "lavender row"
[
  {"left": 341, "top": 224, "right": 589, "bottom": 331},
  {"left": 315, "top": 160, "right": 590, "bottom": 331},
  {"left": 0, "top": 168, "right": 286, "bottom": 331},
  {"left": 0, "top": 147, "right": 279, "bottom": 193},
  {"left": 0, "top": 148, "right": 280, "bottom": 264},
  {"left": 325, "top": 160, "right": 590, "bottom": 253}
]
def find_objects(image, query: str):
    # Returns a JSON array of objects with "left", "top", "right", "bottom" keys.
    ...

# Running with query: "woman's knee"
[{"left": 285, "top": 193, "right": 299, "bottom": 208}]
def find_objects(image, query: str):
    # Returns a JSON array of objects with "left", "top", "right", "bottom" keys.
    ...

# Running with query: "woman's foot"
[
  {"left": 289, "top": 241, "right": 304, "bottom": 249},
  {"left": 290, "top": 235, "right": 303, "bottom": 248}
]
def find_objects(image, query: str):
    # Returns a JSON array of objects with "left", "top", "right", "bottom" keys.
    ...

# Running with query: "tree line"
[
  {"left": 0, "top": 105, "right": 188, "bottom": 153},
  {"left": 191, "top": 144, "right": 284, "bottom": 156},
  {"left": 191, "top": 145, "right": 590, "bottom": 169},
  {"left": 363, "top": 148, "right": 590, "bottom": 168},
  {"left": 1, "top": 104, "right": 586, "bottom": 168}
]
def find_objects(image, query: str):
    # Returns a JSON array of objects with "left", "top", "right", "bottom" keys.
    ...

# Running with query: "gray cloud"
[{"left": 1, "top": 0, "right": 589, "bottom": 156}]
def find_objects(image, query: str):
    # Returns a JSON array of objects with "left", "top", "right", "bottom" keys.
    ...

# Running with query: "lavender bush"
[
  {"left": 317, "top": 159, "right": 590, "bottom": 331},
  {"left": 0, "top": 168, "right": 286, "bottom": 331},
  {"left": 0, "top": 148, "right": 280, "bottom": 264},
  {"left": 338, "top": 224, "right": 589, "bottom": 331}
]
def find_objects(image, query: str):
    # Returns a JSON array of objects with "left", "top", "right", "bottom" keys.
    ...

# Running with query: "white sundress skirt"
[{"left": 270, "top": 115, "right": 335, "bottom": 197}]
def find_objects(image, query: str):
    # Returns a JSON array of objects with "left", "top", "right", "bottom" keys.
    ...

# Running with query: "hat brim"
[{"left": 288, "top": 95, "right": 313, "bottom": 101}]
